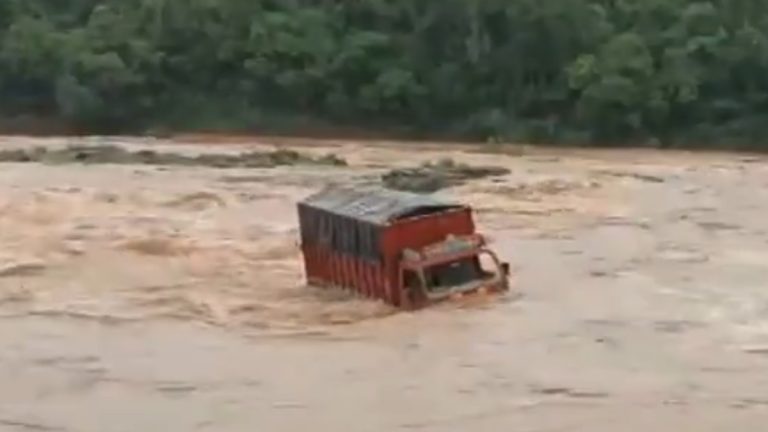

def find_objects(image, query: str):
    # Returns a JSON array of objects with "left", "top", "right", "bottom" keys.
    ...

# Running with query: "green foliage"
[{"left": 0, "top": 0, "right": 768, "bottom": 147}]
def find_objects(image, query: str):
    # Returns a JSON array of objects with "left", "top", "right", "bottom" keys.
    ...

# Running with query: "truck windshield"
[{"left": 424, "top": 257, "right": 483, "bottom": 292}]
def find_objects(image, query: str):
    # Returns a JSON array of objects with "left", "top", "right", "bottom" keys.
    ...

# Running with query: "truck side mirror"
[{"left": 501, "top": 262, "right": 510, "bottom": 276}]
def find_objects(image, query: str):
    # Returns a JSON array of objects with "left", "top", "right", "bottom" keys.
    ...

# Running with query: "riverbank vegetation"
[{"left": 1, "top": 1, "right": 767, "bottom": 147}]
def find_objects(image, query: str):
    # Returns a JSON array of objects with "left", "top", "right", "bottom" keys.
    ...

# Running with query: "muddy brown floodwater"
[{"left": 2, "top": 136, "right": 768, "bottom": 431}]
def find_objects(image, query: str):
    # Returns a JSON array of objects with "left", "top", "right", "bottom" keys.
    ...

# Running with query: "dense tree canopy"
[{"left": 1, "top": 0, "right": 768, "bottom": 147}]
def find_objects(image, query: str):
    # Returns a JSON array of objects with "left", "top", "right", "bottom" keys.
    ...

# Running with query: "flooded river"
[{"left": 1, "top": 137, "right": 768, "bottom": 431}]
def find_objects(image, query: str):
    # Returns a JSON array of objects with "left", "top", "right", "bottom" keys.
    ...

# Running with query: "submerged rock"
[
  {"left": 0, "top": 145, "right": 348, "bottom": 169},
  {"left": 382, "top": 158, "right": 510, "bottom": 193}
]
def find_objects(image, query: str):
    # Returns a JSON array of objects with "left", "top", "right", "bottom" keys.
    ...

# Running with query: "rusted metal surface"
[
  {"left": 300, "top": 185, "right": 463, "bottom": 225},
  {"left": 298, "top": 186, "right": 509, "bottom": 308},
  {"left": 405, "top": 234, "right": 485, "bottom": 262}
]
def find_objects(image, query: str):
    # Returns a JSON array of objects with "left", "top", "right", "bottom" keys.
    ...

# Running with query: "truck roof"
[{"left": 299, "top": 185, "right": 464, "bottom": 225}]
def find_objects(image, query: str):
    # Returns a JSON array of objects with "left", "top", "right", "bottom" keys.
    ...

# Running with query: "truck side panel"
[{"left": 301, "top": 244, "right": 392, "bottom": 303}]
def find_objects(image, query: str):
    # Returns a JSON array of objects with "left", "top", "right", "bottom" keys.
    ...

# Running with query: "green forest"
[{"left": 1, "top": 0, "right": 768, "bottom": 147}]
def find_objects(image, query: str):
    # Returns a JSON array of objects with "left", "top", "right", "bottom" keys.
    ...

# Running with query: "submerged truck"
[{"left": 297, "top": 186, "right": 510, "bottom": 308}]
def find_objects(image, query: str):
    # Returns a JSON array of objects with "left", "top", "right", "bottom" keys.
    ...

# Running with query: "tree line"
[{"left": 1, "top": 0, "right": 767, "bottom": 147}]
